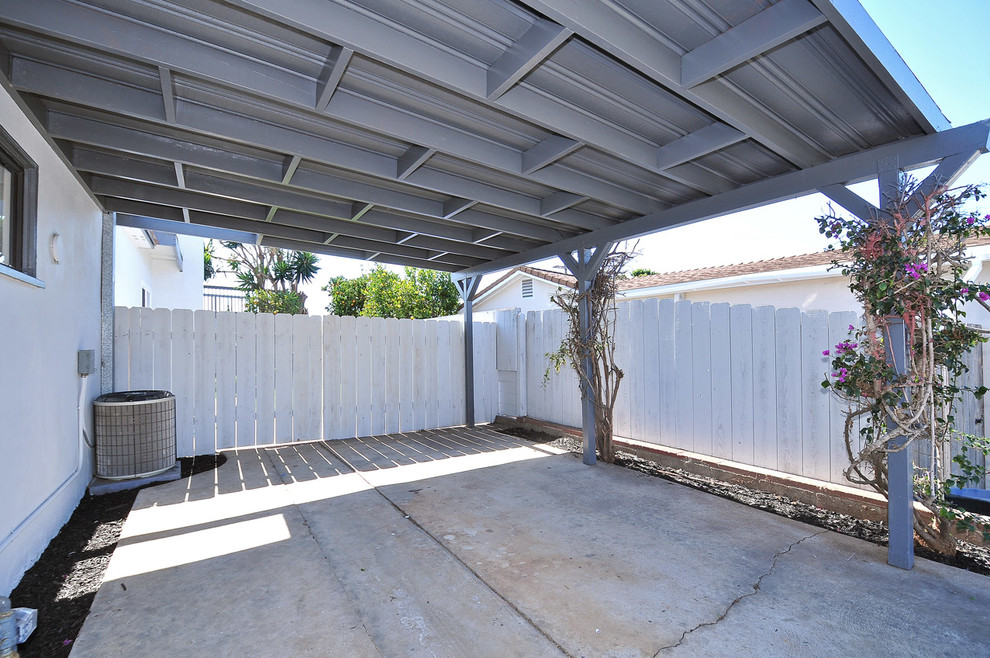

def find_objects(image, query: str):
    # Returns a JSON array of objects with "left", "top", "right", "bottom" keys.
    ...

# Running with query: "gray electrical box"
[{"left": 78, "top": 349, "right": 97, "bottom": 376}]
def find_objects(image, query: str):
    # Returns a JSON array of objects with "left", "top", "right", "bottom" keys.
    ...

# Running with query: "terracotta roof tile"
[
  {"left": 619, "top": 251, "right": 839, "bottom": 291},
  {"left": 479, "top": 239, "right": 990, "bottom": 299}
]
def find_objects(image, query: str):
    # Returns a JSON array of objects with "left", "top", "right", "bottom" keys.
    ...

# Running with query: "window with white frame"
[
  {"left": 521, "top": 277, "right": 533, "bottom": 298},
  {"left": 0, "top": 125, "right": 39, "bottom": 278}
]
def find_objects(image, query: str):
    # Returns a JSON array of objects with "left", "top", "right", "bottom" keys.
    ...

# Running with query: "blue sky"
[{"left": 300, "top": 1, "right": 990, "bottom": 309}]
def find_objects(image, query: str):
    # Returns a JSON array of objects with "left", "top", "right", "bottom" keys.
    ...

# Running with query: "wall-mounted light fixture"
[{"left": 49, "top": 232, "right": 62, "bottom": 264}]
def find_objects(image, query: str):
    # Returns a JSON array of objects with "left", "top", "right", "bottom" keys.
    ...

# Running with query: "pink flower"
[
  {"left": 962, "top": 287, "right": 970, "bottom": 295},
  {"left": 822, "top": 350, "right": 830, "bottom": 356},
  {"left": 980, "top": 292, "right": 989, "bottom": 302}
]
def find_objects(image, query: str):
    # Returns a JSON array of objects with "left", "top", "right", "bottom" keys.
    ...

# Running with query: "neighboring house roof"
[
  {"left": 474, "top": 265, "right": 578, "bottom": 301},
  {"left": 478, "top": 237, "right": 990, "bottom": 306},
  {"left": 619, "top": 252, "right": 838, "bottom": 291},
  {"left": 477, "top": 254, "right": 840, "bottom": 301}
]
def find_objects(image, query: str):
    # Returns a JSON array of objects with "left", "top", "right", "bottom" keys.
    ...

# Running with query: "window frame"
[{"left": 0, "top": 123, "right": 39, "bottom": 278}]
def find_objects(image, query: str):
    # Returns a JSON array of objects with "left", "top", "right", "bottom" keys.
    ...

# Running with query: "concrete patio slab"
[{"left": 71, "top": 426, "right": 990, "bottom": 657}]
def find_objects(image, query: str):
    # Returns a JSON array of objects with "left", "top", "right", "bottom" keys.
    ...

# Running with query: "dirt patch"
[
  {"left": 502, "top": 428, "right": 990, "bottom": 577},
  {"left": 9, "top": 454, "right": 225, "bottom": 658}
]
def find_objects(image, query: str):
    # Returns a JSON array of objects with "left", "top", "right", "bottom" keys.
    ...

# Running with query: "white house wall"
[
  {"left": 676, "top": 277, "right": 858, "bottom": 313},
  {"left": 114, "top": 228, "right": 204, "bottom": 310},
  {"left": 0, "top": 84, "right": 103, "bottom": 596},
  {"left": 474, "top": 274, "right": 566, "bottom": 314}
]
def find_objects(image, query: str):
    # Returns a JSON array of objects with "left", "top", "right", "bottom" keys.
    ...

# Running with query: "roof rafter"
[
  {"left": 20, "top": 59, "right": 622, "bottom": 231},
  {"left": 396, "top": 145, "right": 436, "bottom": 181},
  {"left": 515, "top": 0, "right": 826, "bottom": 167},
  {"left": 681, "top": 0, "right": 827, "bottom": 88},
  {"left": 0, "top": 3, "right": 660, "bottom": 214},
  {"left": 316, "top": 45, "right": 354, "bottom": 112},
  {"left": 456, "top": 120, "right": 990, "bottom": 277},
  {"left": 521, "top": 135, "right": 582, "bottom": 174},
  {"left": 487, "top": 18, "right": 571, "bottom": 100},
  {"left": 216, "top": 0, "right": 730, "bottom": 198},
  {"left": 656, "top": 124, "right": 747, "bottom": 171}
]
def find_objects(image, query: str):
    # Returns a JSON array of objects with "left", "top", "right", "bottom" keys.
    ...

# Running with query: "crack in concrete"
[{"left": 652, "top": 529, "right": 829, "bottom": 657}]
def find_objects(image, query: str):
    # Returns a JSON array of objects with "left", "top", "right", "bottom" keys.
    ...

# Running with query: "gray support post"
[
  {"left": 878, "top": 158, "right": 914, "bottom": 570},
  {"left": 576, "top": 271, "right": 596, "bottom": 465},
  {"left": 558, "top": 243, "right": 612, "bottom": 465},
  {"left": 456, "top": 276, "right": 482, "bottom": 427},
  {"left": 100, "top": 211, "right": 115, "bottom": 394},
  {"left": 884, "top": 316, "right": 914, "bottom": 570}
]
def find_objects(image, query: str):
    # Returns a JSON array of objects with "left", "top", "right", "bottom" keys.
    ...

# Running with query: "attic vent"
[{"left": 521, "top": 277, "right": 534, "bottom": 298}]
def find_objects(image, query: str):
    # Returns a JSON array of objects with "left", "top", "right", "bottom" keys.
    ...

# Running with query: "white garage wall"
[{"left": 0, "top": 82, "right": 103, "bottom": 597}]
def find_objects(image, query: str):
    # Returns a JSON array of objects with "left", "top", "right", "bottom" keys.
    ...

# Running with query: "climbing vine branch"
[
  {"left": 546, "top": 246, "right": 634, "bottom": 463},
  {"left": 819, "top": 181, "right": 990, "bottom": 555}
]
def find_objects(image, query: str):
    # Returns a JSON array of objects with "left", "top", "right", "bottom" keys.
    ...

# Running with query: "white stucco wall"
[
  {"left": 678, "top": 277, "right": 858, "bottom": 312},
  {"left": 114, "top": 227, "right": 204, "bottom": 310},
  {"left": 0, "top": 84, "right": 103, "bottom": 596},
  {"left": 474, "top": 273, "right": 566, "bottom": 313}
]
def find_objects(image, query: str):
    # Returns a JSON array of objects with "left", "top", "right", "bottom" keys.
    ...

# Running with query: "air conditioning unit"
[{"left": 93, "top": 391, "right": 176, "bottom": 479}]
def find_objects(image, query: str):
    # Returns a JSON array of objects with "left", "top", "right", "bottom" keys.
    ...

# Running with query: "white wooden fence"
[
  {"left": 113, "top": 307, "right": 496, "bottom": 457},
  {"left": 495, "top": 299, "right": 987, "bottom": 490}
]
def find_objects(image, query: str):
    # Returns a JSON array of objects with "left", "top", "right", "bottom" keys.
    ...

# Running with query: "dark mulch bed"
[
  {"left": 498, "top": 426, "right": 990, "bottom": 576},
  {"left": 10, "top": 454, "right": 225, "bottom": 658}
]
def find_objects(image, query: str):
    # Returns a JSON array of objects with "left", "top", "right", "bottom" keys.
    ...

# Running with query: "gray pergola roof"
[{"left": 1, "top": 0, "right": 987, "bottom": 277}]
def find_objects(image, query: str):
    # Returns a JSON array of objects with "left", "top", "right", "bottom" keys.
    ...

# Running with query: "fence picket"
[
  {"left": 322, "top": 316, "right": 341, "bottom": 440},
  {"left": 132, "top": 307, "right": 154, "bottom": 390},
  {"left": 215, "top": 312, "right": 237, "bottom": 449},
  {"left": 193, "top": 310, "right": 217, "bottom": 454},
  {"left": 370, "top": 317, "right": 387, "bottom": 435},
  {"left": 612, "top": 303, "right": 631, "bottom": 437},
  {"left": 729, "top": 305, "right": 754, "bottom": 465},
  {"left": 171, "top": 309, "right": 195, "bottom": 457},
  {"left": 273, "top": 313, "right": 294, "bottom": 442},
  {"left": 398, "top": 319, "right": 415, "bottom": 432},
  {"left": 234, "top": 313, "right": 257, "bottom": 447},
  {"left": 425, "top": 320, "right": 439, "bottom": 430},
  {"left": 710, "top": 303, "right": 732, "bottom": 460},
  {"left": 627, "top": 300, "right": 645, "bottom": 441},
  {"left": 691, "top": 303, "right": 713, "bottom": 456},
  {"left": 412, "top": 319, "right": 427, "bottom": 431},
  {"left": 752, "top": 306, "right": 777, "bottom": 469},
  {"left": 113, "top": 307, "right": 130, "bottom": 391},
  {"left": 450, "top": 321, "right": 465, "bottom": 425},
  {"left": 256, "top": 313, "right": 275, "bottom": 445},
  {"left": 436, "top": 321, "right": 452, "bottom": 429},
  {"left": 801, "top": 310, "right": 831, "bottom": 480},
  {"left": 673, "top": 300, "right": 694, "bottom": 451},
  {"left": 775, "top": 307, "right": 803, "bottom": 474},
  {"left": 384, "top": 318, "right": 401, "bottom": 433},
  {"left": 527, "top": 311, "right": 544, "bottom": 421},
  {"left": 152, "top": 307, "right": 172, "bottom": 392},
  {"left": 657, "top": 299, "right": 676, "bottom": 447},
  {"left": 641, "top": 299, "right": 661, "bottom": 444},
  {"left": 354, "top": 316, "right": 372, "bottom": 437}
]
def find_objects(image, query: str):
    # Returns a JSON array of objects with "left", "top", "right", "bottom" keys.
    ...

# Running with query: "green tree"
[
  {"left": 630, "top": 267, "right": 657, "bottom": 277},
  {"left": 204, "top": 240, "right": 217, "bottom": 281},
  {"left": 323, "top": 265, "right": 460, "bottom": 318},
  {"left": 324, "top": 274, "right": 367, "bottom": 317},
  {"left": 221, "top": 242, "right": 320, "bottom": 314}
]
